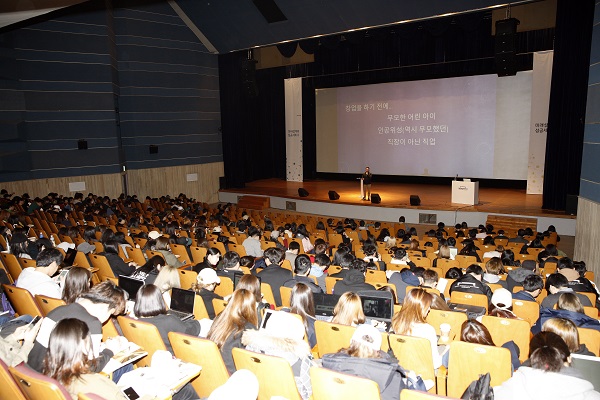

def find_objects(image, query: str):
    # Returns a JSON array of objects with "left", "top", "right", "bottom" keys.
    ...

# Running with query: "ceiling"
[{"left": 0, "top": 0, "right": 539, "bottom": 53}]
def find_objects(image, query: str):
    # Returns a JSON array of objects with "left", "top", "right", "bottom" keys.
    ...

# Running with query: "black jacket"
[
  {"left": 283, "top": 276, "right": 323, "bottom": 293},
  {"left": 449, "top": 273, "right": 493, "bottom": 302},
  {"left": 322, "top": 352, "right": 407, "bottom": 400},
  {"left": 333, "top": 269, "right": 375, "bottom": 295},
  {"left": 257, "top": 265, "right": 293, "bottom": 306}
]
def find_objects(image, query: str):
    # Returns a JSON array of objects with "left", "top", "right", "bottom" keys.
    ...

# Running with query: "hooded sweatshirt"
[
  {"left": 506, "top": 268, "right": 535, "bottom": 292},
  {"left": 333, "top": 269, "right": 375, "bottom": 295},
  {"left": 494, "top": 367, "right": 600, "bottom": 400}
]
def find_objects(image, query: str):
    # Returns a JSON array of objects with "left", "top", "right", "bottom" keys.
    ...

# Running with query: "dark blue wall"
[
  {"left": 581, "top": 2, "right": 600, "bottom": 202},
  {"left": 0, "top": 0, "right": 221, "bottom": 183}
]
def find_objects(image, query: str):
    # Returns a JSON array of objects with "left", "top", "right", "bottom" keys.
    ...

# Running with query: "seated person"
[
  {"left": 192, "top": 268, "right": 224, "bottom": 319},
  {"left": 482, "top": 257, "right": 507, "bottom": 289},
  {"left": 331, "top": 292, "right": 366, "bottom": 327},
  {"left": 285, "top": 241, "right": 300, "bottom": 266},
  {"left": 421, "top": 269, "right": 442, "bottom": 297},
  {"left": 537, "top": 293, "right": 600, "bottom": 333},
  {"left": 513, "top": 274, "right": 544, "bottom": 302},
  {"left": 256, "top": 247, "right": 290, "bottom": 307},
  {"left": 449, "top": 264, "right": 493, "bottom": 303},
  {"left": 542, "top": 317, "right": 595, "bottom": 356},
  {"left": 16, "top": 248, "right": 63, "bottom": 298},
  {"left": 42, "top": 319, "right": 128, "bottom": 399},
  {"left": 494, "top": 332, "right": 600, "bottom": 400},
  {"left": 283, "top": 254, "right": 323, "bottom": 293},
  {"left": 217, "top": 251, "right": 243, "bottom": 281},
  {"left": 333, "top": 259, "right": 375, "bottom": 295},
  {"left": 558, "top": 258, "right": 597, "bottom": 299},
  {"left": 242, "top": 226, "right": 263, "bottom": 258},
  {"left": 322, "top": 324, "right": 410, "bottom": 400},
  {"left": 328, "top": 252, "right": 355, "bottom": 279},
  {"left": 101, "top": 239, "right": 139, "bottom": 277},
  {"left": 362, "top": 244, "right": 386, "bottom": 271},
  {"left": 541, "top": 273, "right": 593, "bottom": 310}
]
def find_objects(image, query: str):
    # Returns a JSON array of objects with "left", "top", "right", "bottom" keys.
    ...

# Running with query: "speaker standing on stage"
[{"left": 362, "top": 167, "right": 372, "bottom": 201}]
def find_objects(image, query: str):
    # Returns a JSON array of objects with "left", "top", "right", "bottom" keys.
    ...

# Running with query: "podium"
[
  {"left": 357, "top": 177, "right": 364, "bottom": 199},
  {"left": 451, "top": 180, "right": 479, "bottom": 205}
]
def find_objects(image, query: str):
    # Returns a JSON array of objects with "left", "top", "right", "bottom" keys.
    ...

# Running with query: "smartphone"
[{"left": 123, "top": 387, "right": 139, "bottom": 400}]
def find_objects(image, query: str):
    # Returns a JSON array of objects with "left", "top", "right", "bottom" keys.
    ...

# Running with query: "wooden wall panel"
[
  {"left": 574, "top": 197, "right": 600, "bottom": 287},
  {"left": 126, "top": 162, "right": 224, "bottom": 203},
  {"left": 0, "top": 173, "right": 123, "bottom": 199}
]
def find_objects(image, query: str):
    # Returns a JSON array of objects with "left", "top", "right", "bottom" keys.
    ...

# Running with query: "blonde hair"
[
  {"left": 557, "top": 292, "right": 585, "bottom": 314},
  {"left": 437, "top": 245, "right": 451, "bottom": 260},
  {"left": 385, "top": 238, "right": 397, "bottom": 249},
  {"left": 392, "top": 288, "right": 433, "bottom": 335},
  {"left": 485, "top": 257, "right": 505, "bottom": 275},
  {"left": 207, "top": 289, "right": 258, "bottom": 348},
  {"left": 153, "top": 265, "right": 180, "bottom": 292},
  {"left": 332, "top": 292, "right": 365, "bottom": 326},
  {"left": 542, "top": 317, "right": 581, "bottom": 353}
]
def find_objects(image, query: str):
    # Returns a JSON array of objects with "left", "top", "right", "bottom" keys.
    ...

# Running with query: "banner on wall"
[
  {"left": 285, "top": 78, "right": 303, "bottom": 182},
  {"left": 527, "top": 51, "right": 553, "bottom": 194}
]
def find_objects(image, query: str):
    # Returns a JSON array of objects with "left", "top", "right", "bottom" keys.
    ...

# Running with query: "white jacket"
[{"left": 494, "top": 367, "right": 600, "bottom": 400}]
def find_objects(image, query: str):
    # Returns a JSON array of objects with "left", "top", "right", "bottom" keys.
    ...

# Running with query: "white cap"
[
  {"left": 212, "top": 226, "right": 222, "bottom": 233},
  {"left": 262, "top": 311, "right": 305, "bottom": 341},
  {"left": 148, "top": 231, "right": 161, "bottom": 240},
  {"left": 198, "top": 268, "right": 221, "bottom": 285},
  {"left": 351, "top": 324, "right": 382, "bottom": 351},
  {"left": 491, "top": 288, "right": 513, "bottom": 310}
]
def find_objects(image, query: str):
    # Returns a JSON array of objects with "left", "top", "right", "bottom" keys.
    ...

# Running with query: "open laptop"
[
  {"left": 571, "top": 354, "right": 600, "bottom": 390},
  {"left": 361, "top": 294, "right": 394, "bottom": 331},
  {"left": 313, "top": 293, "right": 340, "bottom": 322},
  {"left": 168, "top": 288, "right": 196, "bottom": 321},
  {"left": 63, "top": 248, "right": 77, "bottom": 267},
  {"left": 118, "top": 275, "right": 144, "bottom": 301},
  {"left": 232, "top": 271, "right": 260, "bottom": 289}
]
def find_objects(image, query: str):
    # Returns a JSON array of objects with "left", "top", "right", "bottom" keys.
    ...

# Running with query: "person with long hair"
[
  {"left": 391, "top": 288, "right": 442, "bottom": 369},
  {"left": 538, "top": 292, "right": 600, "bottom": 333},
  {"left": 133, "top": 284, "right": 200, "bottom": 353},
  {"left": 42, "top": 318, "right": 127, "bottom": 399},
  {"left": 235, "top": 274, "right": 271, "bottom": 325},
  {"left": 296, "top": 224, "right": 314, "bottom": 254},
  {"left": 77, "top": 226, "right": 97, "bottom": 254},
  {"left": 61, "top": 267, "right": 92, "bottom": 304},
  {"left": 331, "top": 292, "right": 365, "bottom": 326},
  {"left": 322, "top": 324, "right": 408, "bottom": 400},
  {"left": 287, "top": 283, "right": 317, "bottom": 348},
  {"left": 155, "top": 236, "right": 184, "bottom": 268},
  {"left": 129, "top": 255, "right": 163, "bottom": 284},
  {"left": 152, "top": 264, "right": 180, "bottom": 307},
  {"left": 207, "top": 288, "right": 259, "bottom": 374},
  {"left": 494, "top": 332, "right": 600, "bottom": 400},
  {"left": 543, "top": 318, "right": 595, "bottom": 356},
  {"left": 101, "top": 239, "right": 139, "bottom": 276}
]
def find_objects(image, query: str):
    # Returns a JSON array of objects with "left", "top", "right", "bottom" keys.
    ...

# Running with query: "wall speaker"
[
  {"left": 298, "top": 188, "right": 309, "bottom": 197},
  {"left": 241, "top": 59, "right": 258, "bottom": 98},
  {"left": 77, "top": 139, "right": 88, "bottom": 150},
  {"left": 328, "top": 191, "right": 340, "bottom": 200},
  {"left": 495, "top": 18, "right": 519, "bottom": 76},
  {"left": 565, "top": 194, "right": 578, "bottom": 215},
  {"left": 410, "top": 195, "right": 421, "bottom": 206},
  {"left": 371, "top": 194, "right": 381, "bottom": 204},
  {"left": 149, "top": 145, "right": 158, "bottom": 154}
]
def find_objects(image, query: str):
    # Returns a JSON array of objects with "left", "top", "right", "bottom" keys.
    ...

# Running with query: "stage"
[{"left": 218, "top": 179, "right": 577, "bottom": 235}]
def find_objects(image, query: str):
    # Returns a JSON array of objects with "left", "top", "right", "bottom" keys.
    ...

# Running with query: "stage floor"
[{"left": 221, "top": 178, "right": 573, "bottom": 220}]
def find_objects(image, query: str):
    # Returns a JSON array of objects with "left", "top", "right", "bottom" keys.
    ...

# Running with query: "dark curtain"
[
  {"left": 542, "top": 0, "right": 595, "bottom": 210},
  {"left": 219, "top": 10, "right": 555, "bottom": 188},
  {"left": 219, "top": 53, "right": 286, "bottom": 188}
]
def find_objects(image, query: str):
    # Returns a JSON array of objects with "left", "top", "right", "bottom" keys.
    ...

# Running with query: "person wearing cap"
[
  {"left": 489, "top": 288, "right": 518, "bottom": 318},
  {"left": 242, "top": 310, "right": 314, "bottom": 399},
  {"left": 506, "top": 259, "right": 538, "bottom": 292},
  {"left": 322, "top": 324, "right": 410, "bottom": 400},
  {"left": 242, "top": 226, "right": 264, "bottom": 258},
  {"left": 192, "top": 268, "right": 223, "bottom": 319}
]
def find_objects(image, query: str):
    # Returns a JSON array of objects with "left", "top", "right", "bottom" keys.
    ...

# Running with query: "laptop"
[
  {"left": 168, "top": 288, "right": 196, "bottom": 321},
  {"left": 571, "top": 354, "right": 600, "bottom": 390},
  {"left": 313, "top": 293, "right": 340, "bottom": 322},
  {"left": 232, "top": 271, "right": 260, "bottom": 289},
  {"left": 63, "top": 248, "right": 77, "bottom": 267},
  {"left": 118, "top": 275, "right": 144, "bottom": 301},
  {"left": 360, "top": 294, "right": 394, "bottom": 331},
  {"left": 447, "top": 302, "right": 487, "bottom": 319}
]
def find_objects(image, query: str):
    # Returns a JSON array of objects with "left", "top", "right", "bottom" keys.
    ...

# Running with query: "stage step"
[
  {"left": 486, "top": 214, "right": 537, "bottom": 234},
  {"left": 237, "top": 195, "right": 270, "bottom": 210}
]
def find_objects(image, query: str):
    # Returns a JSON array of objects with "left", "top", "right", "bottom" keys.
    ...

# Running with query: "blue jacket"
[{"left": 533, "top": 308, "right": 600, "bottom": 335}]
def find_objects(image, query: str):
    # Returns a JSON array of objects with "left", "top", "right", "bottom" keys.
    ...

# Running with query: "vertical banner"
[
  {"left": 527, "top": 51, "right": 553, "bottom": 194},
  {"left": 285, "top": 78, "right": 303, "bottom": 182}
]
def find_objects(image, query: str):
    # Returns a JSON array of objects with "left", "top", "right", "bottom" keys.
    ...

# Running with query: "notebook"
[
  {"left": 313, "top": 293, "right": 340, "bottom": 321},
  {"left": 361, "top": 294, "right": 394, "bottom": 331},
  {"left": 118, "top": 275, "right": 144, "bottom": 301},
  {"left": 168, "top": 288, "right": 196, "bottom": 321}
]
